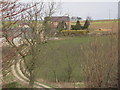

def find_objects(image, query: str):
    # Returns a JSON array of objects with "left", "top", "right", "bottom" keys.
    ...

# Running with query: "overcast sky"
[
  {"left": 20, "top": 0, "right": 119, "bottom": 2},
  {"left": 59, "top": 2, "right": 118, "bottom": 20},
  {"left": 20, "top": 0, "right": 119, "bottom": 20}
]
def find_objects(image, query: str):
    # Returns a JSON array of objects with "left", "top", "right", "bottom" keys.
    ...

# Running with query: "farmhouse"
[{"left": 45, "top": 16, "right": 71, "bottom": 30}]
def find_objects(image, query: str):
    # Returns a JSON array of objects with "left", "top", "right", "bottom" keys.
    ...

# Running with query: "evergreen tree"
[
  {"left": 82, "top": 19, "right": 90, "bottom": 30},
  {"left": 75, "top": 20, "right": 82, "bottom": 30}
]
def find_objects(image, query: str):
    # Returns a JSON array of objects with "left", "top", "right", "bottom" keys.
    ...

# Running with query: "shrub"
[
  {"left": 61, "top": 30, "right": 89, "bottom": 36},
  {"left": 81, "top": 35, "right": 118, "bottom": 88},
  {"left": 3, "top": 82, "right": 26, "bottom": 88},
  {"left": 57, "top": 21, "right": 67, "bottom": 31},
  {"left": 82, "top": 19, "right": 90, "bottom": 30},
  {"left": 75, "top": 20, "right": 82, "bottom": 30},
  {"left": 71, "top": 20, "right": 82, "bottom": 30},
  {"left": 71, "top": 25, "right": 76, "bottom": 30}
]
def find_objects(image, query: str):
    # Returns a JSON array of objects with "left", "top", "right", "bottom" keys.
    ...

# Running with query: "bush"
[
  {"left": 57, "top": 21, "right": 67, "bottom": 31},
  {"left": 71, "top": 25, "right": 76, "bottom": 30},
  {"left": 82, "top": 19, "right": 90, "bottom": 30},
  {"left": 71, "top": 20, "right": 82, "bottom": 30},
  {"left": 3, "top": 82, "right": 26, "bottom": 88},
  {"left": 61, "top": 30, "right": 89, "bottom": 36},
  {"left": 81, "top": 35, "right": 118, "bottom": 88},
  {"left": 75, "top": 20, "right": 82, "bottom": 30}
]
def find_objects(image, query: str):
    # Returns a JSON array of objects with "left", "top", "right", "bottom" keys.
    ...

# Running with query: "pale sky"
[
  {"left": 60, "top": 2, "right": 118, "bottom": 20},
  {"left": 20, "top": 0, "right": 119, "bottom": 2},
  {"left": 19, "top": 0, "right": 119, "bottom": 20}
]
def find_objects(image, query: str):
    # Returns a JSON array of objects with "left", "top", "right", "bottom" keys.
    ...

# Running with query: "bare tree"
[
  {"left": 81, "top": 35, "right": 118, "bottom": 88},
  {"left": 1, "top": 0, "right": 35, "bottom": 77},
  {"left": 44, "top": 1, "right": 57, "bottom": 17},
  {"left": 22, "top": 1, "right": 60, "bottom": 87},
  {"left": 21, "top": 2, "right": 46, "bottom": 87},
  {"left": 1, "top": 0, "right": 60, "bottom": 87}
]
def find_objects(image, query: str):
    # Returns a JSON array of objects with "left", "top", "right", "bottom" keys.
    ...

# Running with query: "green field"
[
  {"left": 25, "top": 35, "right": 117, "bottom": 83},
  {"left": 1, "top": 19, "right": 118, "bottom": 28},
  {"left": 71, "top": 20, "right": 119, "bottom": 25},
  {"left": 2, "top": 19, "right": 118, "bottom": 88}
]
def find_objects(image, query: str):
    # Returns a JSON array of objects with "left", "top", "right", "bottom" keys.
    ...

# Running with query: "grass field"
[
  {"left": 1, "top": 19, "right": 118, "bottom": 29},
  {"left": 25, "top": 34, "right": 117, "bottom": 88},
  {"left": 71, "top": 20, "right": 118, "bottom": 32},
  {"left": 25, "top": 36, "right": 93, "bottom": 81},
  {"left": 2, "top": 19, "right": 118, "bottom": 88},
  {"left": 71, "top": 20, "right": 119, "bottom": 25}
]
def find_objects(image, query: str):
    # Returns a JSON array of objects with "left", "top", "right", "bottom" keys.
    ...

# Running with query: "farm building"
[{"left": 44, "top": 16, "right": 71, "bottom": 30}]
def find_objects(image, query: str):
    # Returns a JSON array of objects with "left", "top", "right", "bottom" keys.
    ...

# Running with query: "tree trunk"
[
  {"left": 28, "top": 70, "right": 35, "bottom": 88},
  {"left": 53, "top": 70, "right": 58, "bottom": 82}
]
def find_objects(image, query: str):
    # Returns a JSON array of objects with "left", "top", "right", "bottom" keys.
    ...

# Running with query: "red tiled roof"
[{"left": 45, "top": 16, "right": 70, "bottom": 22}]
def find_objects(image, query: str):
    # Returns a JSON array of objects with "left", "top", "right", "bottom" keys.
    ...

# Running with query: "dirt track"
[{"left": 11, "top": 60, "right": 53, "bottom": 88}]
